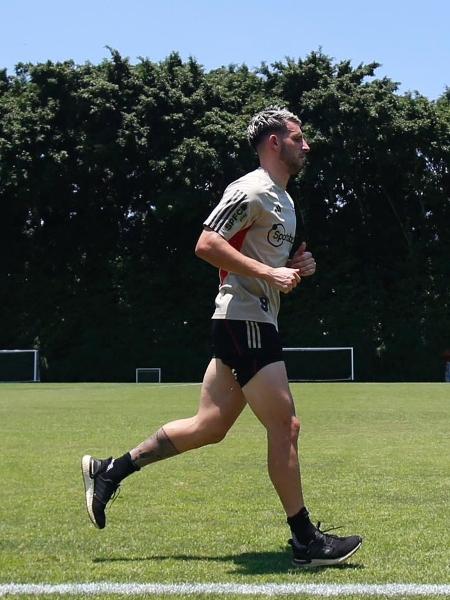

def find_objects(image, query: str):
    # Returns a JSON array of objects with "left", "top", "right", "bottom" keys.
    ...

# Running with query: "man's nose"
[{"left": 302, "top": 139, "right": 310, "bottom": 152}]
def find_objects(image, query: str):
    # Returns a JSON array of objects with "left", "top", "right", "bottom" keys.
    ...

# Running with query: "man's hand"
[
  {"left": 267, "top": 267, "right": 301, "bottom": 294},
  {"left": 286, "top": 242, "right": 316, "bottom": 277}
]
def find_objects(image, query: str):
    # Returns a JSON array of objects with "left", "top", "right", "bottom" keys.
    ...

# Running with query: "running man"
[{"left": 82, "top": 107, "right": 362, "bottom": 567}]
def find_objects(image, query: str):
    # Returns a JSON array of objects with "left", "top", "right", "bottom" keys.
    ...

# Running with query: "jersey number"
[{"left": 259, "top": 296, "right": 269, "bottom": 312}]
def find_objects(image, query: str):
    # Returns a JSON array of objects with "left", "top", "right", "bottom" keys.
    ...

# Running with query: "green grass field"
[{"left": 1, "top": 382, "right": 449, "bottom": 599}]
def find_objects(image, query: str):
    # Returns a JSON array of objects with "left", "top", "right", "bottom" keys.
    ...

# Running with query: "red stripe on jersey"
[{"left": 220, "top": 226, "right": 251, "bottom": 285}]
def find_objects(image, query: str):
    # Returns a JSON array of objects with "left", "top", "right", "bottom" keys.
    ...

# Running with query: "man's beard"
[{"left": 280, "top": 145, "right": 305, "bottom": 176}]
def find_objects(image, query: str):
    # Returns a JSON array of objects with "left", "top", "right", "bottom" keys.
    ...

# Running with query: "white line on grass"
[{"left": 1, "top": 583, "right": 450, "bottom": 596}]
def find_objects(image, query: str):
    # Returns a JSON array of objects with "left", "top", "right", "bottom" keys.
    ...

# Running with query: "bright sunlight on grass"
[{"left": 1, "top": 382, "right": 449, "bottom": 599}]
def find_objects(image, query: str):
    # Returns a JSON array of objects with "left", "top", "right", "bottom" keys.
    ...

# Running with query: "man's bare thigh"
[
  {"left": 197, "top": 359, "right": 247, "bottom": 429},
  {"left": 242, "top": 361, "right": 296, "bottom": 425}
]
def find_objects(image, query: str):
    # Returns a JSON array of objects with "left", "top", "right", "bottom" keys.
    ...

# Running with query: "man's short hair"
[{"left": 247, "top": 106, "right": 302, "bottom": 150}]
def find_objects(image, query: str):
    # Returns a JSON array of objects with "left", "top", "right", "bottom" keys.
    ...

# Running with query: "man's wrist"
[{"left": 260, "top": 265, "right": 274, "bottom": 282}]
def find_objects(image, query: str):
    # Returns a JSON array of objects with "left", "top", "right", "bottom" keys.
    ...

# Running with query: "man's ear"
[{"left": 268, "top": 133, "right": 280, "bottom": 151}]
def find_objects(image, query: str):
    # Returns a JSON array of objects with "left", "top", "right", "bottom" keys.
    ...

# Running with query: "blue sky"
[{"left": 1, "top": 0, "right": 448, "bottom": 99}]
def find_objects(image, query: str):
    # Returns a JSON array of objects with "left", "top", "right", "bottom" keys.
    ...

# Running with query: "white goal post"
[
  {"left": 0, "top": 349, "right": 40, "bottom": 383},
  {"left": 282, "top": 347, "right": 354, "bottom": 382},
  {"left": 135, "top": 368, "right": 162, "bottom": 383}
]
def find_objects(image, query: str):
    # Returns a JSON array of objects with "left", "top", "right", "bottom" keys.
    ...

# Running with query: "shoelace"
[
  {"left": 106, "top": 485, "right": 121, "bottom": 510},
  {"left": 316, "top": 521, "right": 344, "bottom": 539},
  {"left": 288, "top": 522, "right": 344, "bottom": 547}
]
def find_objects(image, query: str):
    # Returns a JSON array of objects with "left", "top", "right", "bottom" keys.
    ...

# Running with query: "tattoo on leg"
[{"left": 132, "top": 428, "right": 180, "bottom": 468}]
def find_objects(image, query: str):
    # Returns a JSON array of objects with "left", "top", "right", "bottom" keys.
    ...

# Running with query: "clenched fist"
[
  {"left": 287, "top": 242, "right": 316, "bottom": 277},
  {"left": 267, "top": 267, "right": 301, "bottom": 294}
]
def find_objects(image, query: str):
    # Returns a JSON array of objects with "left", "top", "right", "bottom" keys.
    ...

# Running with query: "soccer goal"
[
  {"left": 282, "top": 347, "right": 354, "bottom": 382},
  {"left": 0, "top": 349, "right": 40, "bottom": 383},
  {"left": 135, "top": 368, "right": 162, "bottom": 383}
]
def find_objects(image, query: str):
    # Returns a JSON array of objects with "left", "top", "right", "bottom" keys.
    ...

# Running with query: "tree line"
[{"left": 0, "top": 49, "right": 449, "bottom": 381}]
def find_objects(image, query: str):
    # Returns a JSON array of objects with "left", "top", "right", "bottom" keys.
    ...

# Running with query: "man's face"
[{"left": 279, "top": 121, "right": 310, "bottom": 175}]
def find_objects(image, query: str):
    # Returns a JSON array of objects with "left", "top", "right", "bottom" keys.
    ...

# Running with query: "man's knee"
[
  {"left": 196, "top": 418, "right": 229, "bottom": 445},
  {"left": 268, "top": 413, "right": 301, "bottom": 442},
  {"left": 291, "top": 415, "right": 301, "bottom": 440}
]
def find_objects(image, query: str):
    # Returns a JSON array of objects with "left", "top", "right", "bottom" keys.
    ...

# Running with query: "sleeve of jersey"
[{"left": 203, "top": 187, "right": 261, "bottom": 241}]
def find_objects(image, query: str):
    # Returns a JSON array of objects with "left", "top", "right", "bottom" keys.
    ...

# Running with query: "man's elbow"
[
  {"left": 195, "top": 237, "right": 208, "bottom": 259},
  {"left": 195, "top": 230, "right": 218, "bottom": 260}
]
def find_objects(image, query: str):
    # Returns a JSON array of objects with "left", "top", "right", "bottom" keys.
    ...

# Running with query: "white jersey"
[{"left": 203, "top": 167, "right": 296, "bottom": 327}]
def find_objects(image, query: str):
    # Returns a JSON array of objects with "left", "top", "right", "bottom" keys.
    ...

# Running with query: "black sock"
[
  {"left": 102, "top": 452, "right": 140, "bottom": 484},
  {"left": 287, "top": 507, "right": 317, "bottom": 544}
]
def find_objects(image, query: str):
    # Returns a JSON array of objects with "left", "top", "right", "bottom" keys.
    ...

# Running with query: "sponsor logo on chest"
[{"left": 267, "top": 223, "right": 295, "bottom": 247}]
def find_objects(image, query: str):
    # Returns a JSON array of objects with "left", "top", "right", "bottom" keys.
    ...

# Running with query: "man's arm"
[{"left": 195, "top": 229, "right": 301, "bottom": 294}]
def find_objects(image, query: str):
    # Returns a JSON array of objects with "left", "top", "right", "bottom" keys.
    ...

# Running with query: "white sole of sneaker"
[
  {"left": 81, "top": 455, "right": 100, "bottom": 529},
  {"left": 292, "top": 539, "right": 362, "bottom": 568}
]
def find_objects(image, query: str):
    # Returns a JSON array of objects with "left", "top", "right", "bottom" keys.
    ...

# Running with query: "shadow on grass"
[{"left": 93, "top": 550, "right": 364, "bottom": 575}]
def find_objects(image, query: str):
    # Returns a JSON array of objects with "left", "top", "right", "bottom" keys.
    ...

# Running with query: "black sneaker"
[
  {"left": 81, "top": 455, "right": 120, "bottom": 529},
  {"left": 289, "top": 523, "right": 362, "bottom": 567}
]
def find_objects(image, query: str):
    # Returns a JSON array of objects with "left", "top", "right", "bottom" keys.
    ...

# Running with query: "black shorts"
[{"left": 211, "top": 319, "right": 283, "bottom": 387}]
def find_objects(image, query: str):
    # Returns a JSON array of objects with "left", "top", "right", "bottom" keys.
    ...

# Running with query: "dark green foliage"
[{"left": 0, "top": 50, "right": 448, "bottom": 381}]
